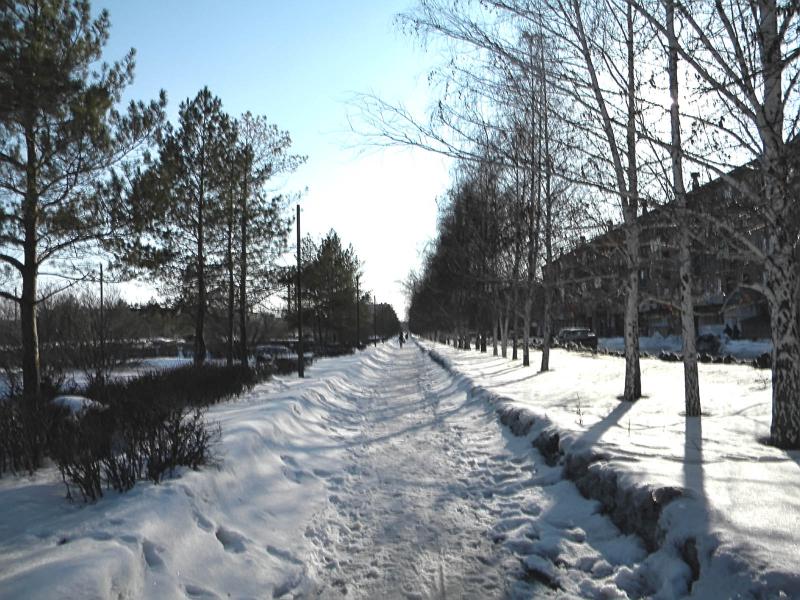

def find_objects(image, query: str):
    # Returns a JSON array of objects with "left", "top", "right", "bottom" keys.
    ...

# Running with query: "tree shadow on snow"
[
  {"left": 571, "top": 400, "right": 636, "bottom": 450},
  {"left": 681, "top": 415, "right": 709, "bottom": 586}
]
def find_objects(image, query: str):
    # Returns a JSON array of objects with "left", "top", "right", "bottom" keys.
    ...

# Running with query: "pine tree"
[
  {"left": 118, "top": 87, "right": 234, "bottom": 365},
  {"left": 234, "top": 113, "right": 303, "bottom": 363},
  {"left": 0, "top": 0, "right": 164, "bottom": 402}
]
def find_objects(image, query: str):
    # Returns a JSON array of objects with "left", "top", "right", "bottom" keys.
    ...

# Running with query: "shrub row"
[
  {"left": 0, "top": 399, "right": 64, "bottom": 475},
  {"left": 85, "top": 363, "right": 267, "bottom": 407},
  {"left": 51, "top": 402, "right": 218, "bottom": 501},
  {"left": 2, "top": 363, "right": 270, "bottom": 500}
]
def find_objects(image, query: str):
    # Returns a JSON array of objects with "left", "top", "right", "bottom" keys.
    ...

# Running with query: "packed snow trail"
[
  {"left": 305, "top": 342, "right": 646, "bottom": 599},
  {"left": 0, "top": 341, "right": 650, "bottom": 599}
]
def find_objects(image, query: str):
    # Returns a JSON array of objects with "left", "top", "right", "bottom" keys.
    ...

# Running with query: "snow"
[
  {"left": 599, "top": 334, "right": 772, "bottom": 359},
  {"left": 1, "top": 340, "right": 797, "bottom": 598},
  {"left": 52, "top": 395, "right": 104, "bottom": 414},
  {"left": 423, "top": 340, "right": 800, "bottom": 598},
  {"left": 0, "top": 354, "right": 358, "bottom": 598}
]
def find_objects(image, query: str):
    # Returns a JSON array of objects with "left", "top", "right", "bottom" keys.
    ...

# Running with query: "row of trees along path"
[{"left": 381, "top": 0, "right": 800, "bottom": 448}]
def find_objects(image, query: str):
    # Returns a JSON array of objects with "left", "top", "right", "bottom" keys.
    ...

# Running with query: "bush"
[
  {"left": 0, "top": 395, "right": 66, "bottom": 477},
  {"left": 51, "top": 363, "right": 260, "bottom": 501},
  {"left": 50, "top": 402, "right": 220, "bottom": 501},
  {"left": 50, "top": 408, "right": 110, "bottom": 501},
  {"left": 86, "top": 363, "right": 267, "bottom": 408}
]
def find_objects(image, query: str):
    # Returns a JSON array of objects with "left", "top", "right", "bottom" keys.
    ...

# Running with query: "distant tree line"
[{"left": 283, "top": 230, "right": 400, "bottom": 351}]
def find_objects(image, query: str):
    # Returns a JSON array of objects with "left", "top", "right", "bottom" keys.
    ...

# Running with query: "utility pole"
[
  {"left": 296, "top": 204, "right": 304, "bottom": 378},
  {"left": 355, "top": 274, "right": 360, "bottom": 349},
  {"left": 373, "top": 294, "right": 377, "bottom": 347},
  {"left": 99, "top": 263, "right": 105, "bottom": 384}
]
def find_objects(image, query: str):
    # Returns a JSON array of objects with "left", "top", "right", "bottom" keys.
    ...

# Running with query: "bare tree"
[{"left": 629, "top": 0, "right": 800, "bottom": 445}]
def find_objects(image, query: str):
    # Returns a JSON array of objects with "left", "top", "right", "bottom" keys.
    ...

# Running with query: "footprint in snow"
[
  {"left": 279, "top": 454, "right": 299, "bottom": 468},
  {"left": 266, "top": 544, "right": 304, "bottom": 566},
  {"left": 215, "top": 526, "right": 249, "bottom": 553},
  {"left": 142, "top": 539, "right": 166, "bottom": 569},
  {"left": 282, "top": 466, "right": 312, "bottom": 483},
  {"left": 193, "top": 510, "right": 215, "bottom": 533},
  {"left": 184, "top": 583, "right": 221, "bottom": 599}
]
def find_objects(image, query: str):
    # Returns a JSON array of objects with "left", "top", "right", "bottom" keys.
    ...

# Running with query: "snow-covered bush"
[
  {"left": 51, "top": 398, "right": 219, "bottom": 501},
  {"left": 0, "top": 379, "right": 67, "bottom": 477},
  {"left": 49, "top": 363, "right": 260, "bottom": 501}
]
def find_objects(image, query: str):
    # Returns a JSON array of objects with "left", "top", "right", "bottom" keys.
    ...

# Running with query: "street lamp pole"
[
  {"left": 99, "top": 263, "right": 105, "bottom": 383},
  {"left": 296, "top": 204, "right": 304, "bottom": 378},
  {"left": 356, "top": 274, "right": 360, "bottom": 349}
]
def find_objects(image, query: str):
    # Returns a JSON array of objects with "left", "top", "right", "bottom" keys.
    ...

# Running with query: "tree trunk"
[
  {"left": 667, "top": 0, "right": 700, "bottom": 415},
  {"left": 512, "top": 311, "right": 519, "bottom": 361},
  {"left": 501, "top": 307, "right": 509, "bottom": 358},
  {"left": 20, "top": 265, "right": 39, "bottom": 403},
  {"left": 226, "top": 196, "right": 234, "bottom": 367},
  {"left": 540, "top": 285, "right": 551, "bottom": 372},
  {"left": 195, "top": 187, "right": 207, "bottom": 366},
  {"left": 622, "top": 2, "right": 641, "bottom": 401},
  {"left": 22, "top": 124, "right": 41, "bottom": 403},
  {"left": 766, "top": 247, "right": 800, "bottom": 448},
  {"left": 540, "top": 54, "right": 553, "bottom": 374},
  {"left": 623, "top": 222, "right": 641, "bottom": 401},
  {"left": 494, "top": 315, "right": 500, "bottom": 356},
  {"left": 523, "top": 296, "right": 531, "bottom": 367},
  {"left": 239, "top": 174, "right": 248, "bottom": 365}
]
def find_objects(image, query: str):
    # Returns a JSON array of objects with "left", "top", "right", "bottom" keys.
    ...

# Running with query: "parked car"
[
  {"left": 556, "top": 327, "right": 598, "bottom": 350},
  {"left": 255, "top": 344, "right": 292, "bottom": 366},
  {"left": 696, "top": 333, "right": 721, "bottom": 355}
]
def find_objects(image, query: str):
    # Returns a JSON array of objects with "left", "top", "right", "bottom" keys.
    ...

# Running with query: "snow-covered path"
[
  {"left": 1, "top": 341, "right": 650, "bottom": 599},
  {"left": 305, "top": 343, "right": 645, "bottom": 599},
  {"left": 306, "top": 343, "right": 527, "bottom": 597}
]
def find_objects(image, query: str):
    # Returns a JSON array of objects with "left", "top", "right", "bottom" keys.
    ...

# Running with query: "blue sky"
[{"left": 97, "top": 0, "right": 452, "bottom": 317}]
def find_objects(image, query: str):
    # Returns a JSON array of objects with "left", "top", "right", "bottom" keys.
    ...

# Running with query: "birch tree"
[
  {"left": 629, "top": 0, "right": 800, "bottom": 446},
  {"left": 664, "top": 0, "right": 700, "bottom": 416},
  {"left": 536, "top": 0, "right": 646, "bottom": 399}
]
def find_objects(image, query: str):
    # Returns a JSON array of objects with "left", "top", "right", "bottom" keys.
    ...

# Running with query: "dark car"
[
  {"left": 696, "top": 333, "right": 721, "bottom": 355},
  {"left": 556, "top": 327, "right": 598, "bottom": 350},
  {"left": 255, "top": 344, "right": 291, "bottom": 366}
]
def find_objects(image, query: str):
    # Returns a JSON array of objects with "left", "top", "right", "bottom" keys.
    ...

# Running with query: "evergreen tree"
[
  {"left": 117, "top": 87, "right": 234, "bottom": 365},
  {"left": 234, "top": 113, "right": 303, "bottom": 362},
  {"left": 295, "top": 230, "right": 363, "bottom": 347},
  {"left": 0, "top": 0, "right": 164, "bottom": 402}
]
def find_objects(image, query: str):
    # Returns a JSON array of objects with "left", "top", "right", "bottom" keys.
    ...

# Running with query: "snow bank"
[
  {"left": 0, "top": 349, "right": 390, "bottom": 599},
  {"left": 52, "top": 395, "right": 104, "bottom": 414},
  {"left": 599, "top": 334, "right": 772, "bottom": 359},
  {"left": 421, "top": 340, "right": 800, "bottom": 598}
]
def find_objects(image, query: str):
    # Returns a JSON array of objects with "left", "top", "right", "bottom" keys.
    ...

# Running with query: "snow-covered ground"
[
  {"left": 2, "top": 342, "right": 671, "bottom": 599},
  {"left": 2, "top": 340, "right": 797, "bottom": 598},
  {"left": 0, "top": 357, "right": 194, "bottom": 398},
  {"left": 422, "top": 340, "right": 800, "bottom": 598},
  {"left": 599, "top": 334, "right": 771, "bottom": 359}
]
